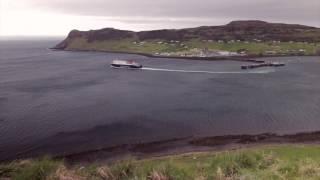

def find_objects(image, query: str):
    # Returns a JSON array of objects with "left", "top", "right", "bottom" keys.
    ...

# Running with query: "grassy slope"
[
  {"left": 2, "top": 145, "right": 320, "bottom": 179},
  {"left": 65, "top": 38, "right": 181, "bottom": 54},
  {"left": 185, "top": 40, "right": 320, "bottom": 55},
  {"left": 65, "top": 38, "right": 320, "bottom": 56}
]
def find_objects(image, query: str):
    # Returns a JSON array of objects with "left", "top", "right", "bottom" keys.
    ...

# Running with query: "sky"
[{"left": 0, "top": 0, "right": 319, "bottom": 36}]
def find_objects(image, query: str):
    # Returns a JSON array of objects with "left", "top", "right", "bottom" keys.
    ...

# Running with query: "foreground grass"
[{"left": 2, "top": 145, "right": 320, "bottom": 179}]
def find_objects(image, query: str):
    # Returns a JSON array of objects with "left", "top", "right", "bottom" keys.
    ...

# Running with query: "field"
[
  {"left": 65, "top": 38, "right": 320, "bottom": 56},
  {"left": 2, "top": 145, "right": 320, "bottom": 179}
]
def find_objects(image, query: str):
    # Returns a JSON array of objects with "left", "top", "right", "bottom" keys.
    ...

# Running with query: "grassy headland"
[
  {"left": 2, "top": 145, "right": 320, "bottom": 180},
  {"left": 55, "top": 20, "right": 320, "bottom": 57},
  {"left": 65, "top": 37, "right": 320, "bottom": 57}
]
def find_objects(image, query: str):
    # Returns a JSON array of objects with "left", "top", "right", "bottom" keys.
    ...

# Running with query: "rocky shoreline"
[
  {"left": 51, "top": 48, "right": 319, "bottom": 64},
  {"left": 57, "top": 131, "right": 320, "bottom": 165}
]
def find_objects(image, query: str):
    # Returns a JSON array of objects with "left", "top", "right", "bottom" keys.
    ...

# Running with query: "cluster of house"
[
  {"left": 264, "top": 49, "right": 306, "bottom": 56},
  {"left": 201, "top": 39, "right": 266, "bottom": 43},
  {"left": 155, "top": 40, "right": 181, "bottom": 45},
  {"left": 155, "top": 48, "right": 308, "bottom": 57},
  {"left": 133, "top": 39, "right": 316, "bottom": 46},
  {"left": 131, "top": 40, "right": 314, "bottom": 57},
  {"left": 155, "top": 48, "right": 243, "bottom": 57},
  {"left": 132, "top": 41, "right": 146, "bottom": 46},
  {"left": 200, "top": 39, "right": 316, "bottom": 45},
  {"left": 132, "top": 40, "right": 190, "bottom": 49}
]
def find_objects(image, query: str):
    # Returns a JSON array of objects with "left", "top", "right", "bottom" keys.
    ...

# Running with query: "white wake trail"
[{"left": 141, "top": 67, "right": 274, "bottom": 74}]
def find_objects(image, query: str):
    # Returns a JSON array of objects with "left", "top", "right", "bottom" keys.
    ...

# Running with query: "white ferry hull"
[{"left": 110, "top": 60, "right": 143, "bottom": 69}]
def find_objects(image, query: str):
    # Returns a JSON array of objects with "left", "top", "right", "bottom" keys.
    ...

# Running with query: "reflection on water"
[{"left": 142, "top": 67, "right": 275, "bottom": 74}]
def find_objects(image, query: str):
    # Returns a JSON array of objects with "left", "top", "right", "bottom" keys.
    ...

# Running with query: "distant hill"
[
  {"left": 55, "top": 20, "right": 320, "bottom": 50},
  {"left": 54, "top": 20, "right": 320, "bottom": 56}
]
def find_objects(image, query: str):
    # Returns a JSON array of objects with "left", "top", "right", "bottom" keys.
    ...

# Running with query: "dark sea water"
[{"left": 0, "top": 40, "right": 320, "bottom": 160}]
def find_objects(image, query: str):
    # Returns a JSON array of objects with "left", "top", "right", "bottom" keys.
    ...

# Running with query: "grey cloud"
[{"left": 26, "top": 0, "right": 320, "bottom": 27}]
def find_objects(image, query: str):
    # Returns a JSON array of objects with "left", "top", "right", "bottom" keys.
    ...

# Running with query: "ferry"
[
  {"left": 270, "top": 62, "right": 285, "bottom": 67},
  {"left": 111, "top": 60, "right": 143, "bottom": 69},
  {"left": 241, "top": 62, "right": 285, "bottom": 69}
]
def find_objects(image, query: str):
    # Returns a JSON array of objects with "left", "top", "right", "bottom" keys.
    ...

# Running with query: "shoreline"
[
  {"left": 51, "top": 48, "right": 319, "bottom": 63},
  {"left": 52, "top": 131, "right": 320, "bottom": 165},
  {"left": 50, "top": 48, "right": 262, "bottom": 62},
  {"left": 4, "top": 131, "right": 320, "bottom": 164}
]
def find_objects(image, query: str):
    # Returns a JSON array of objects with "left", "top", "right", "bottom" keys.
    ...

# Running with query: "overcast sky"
[{"left": 0, "top": 0, "right": 319, "bottom": 36}]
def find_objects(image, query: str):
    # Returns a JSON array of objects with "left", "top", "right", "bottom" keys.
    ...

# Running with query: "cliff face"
[
  {"left": 54, "top": 28, "right": 137, "bottom": 49},
  {"left": 54, "top": 20, "right": 320, "bottom": 50}
]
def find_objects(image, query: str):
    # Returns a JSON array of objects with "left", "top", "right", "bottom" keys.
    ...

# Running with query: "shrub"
[
  {"left": 161, "top": 164, "right": 190, "bottom": 180},
  {"left": 110, "top": 160, "right": 135, "bottom": 180},
  {"left": 0, "top": 164, "right": 17, "bottom": 178},
  {"left": 278, "top": 163, "right": 299, "bottom": 178},
  {"left": 13, "top": 157, "right": 60, "bottom": 180},
  {"left": 147, "top": 170, "right": 170, "bottom": 180},
  {"left": 235, "top": 153, "right": 259, "bottom": 169},
  {"left": 220, "top": 161, "right": 240, "bottom": 177},
  {"left": 97, "top": 166, "right": 114, "bottom": 179},
  {"left": 258, "top": 153, "right": 277, "bottom": 169}
]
